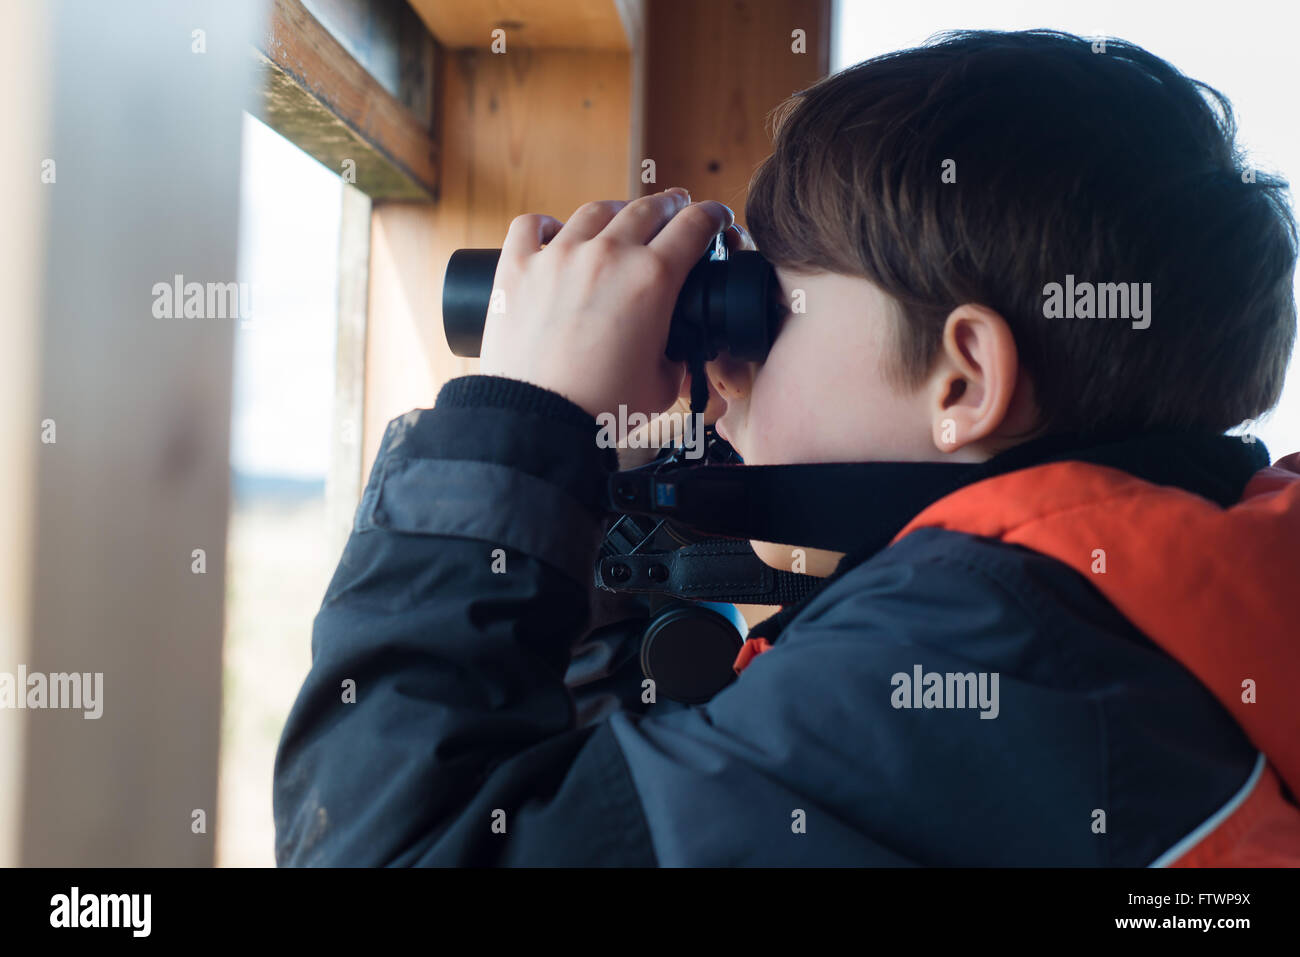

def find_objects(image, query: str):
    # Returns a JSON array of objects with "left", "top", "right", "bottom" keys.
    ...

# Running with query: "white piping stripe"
[{"left": 1149, "top": 752, "right": 1267, "bottom": 868}]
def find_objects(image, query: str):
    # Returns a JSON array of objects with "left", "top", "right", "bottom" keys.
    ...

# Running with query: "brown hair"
[{"left": 745, "top": 30, "right": 1297, "bottom": 436}]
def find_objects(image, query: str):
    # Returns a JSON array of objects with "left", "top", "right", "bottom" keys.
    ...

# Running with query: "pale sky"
[{"left": 231, "top": 113, "right": 342, "bottom": 480}]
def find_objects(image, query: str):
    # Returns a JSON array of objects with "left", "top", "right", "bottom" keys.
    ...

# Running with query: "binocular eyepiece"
[{"left": 442, "top": 233, "right": 784, "bottom": 365}]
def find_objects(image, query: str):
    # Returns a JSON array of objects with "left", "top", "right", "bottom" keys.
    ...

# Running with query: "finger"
[
  {"left": 599, "top": 189, "right": 692, "bottom": 246},
  {"left": 648, "top": 200, "right": 735, "bottom": 275},
  {"left": 549, "top": 199, "right": 628, "bottom": 246},
  {"left": 723, "top": 221, "right": 756, "bottom": 253},
  {"left": 501, "top": 213, "right": 564, "bottom": 265}
]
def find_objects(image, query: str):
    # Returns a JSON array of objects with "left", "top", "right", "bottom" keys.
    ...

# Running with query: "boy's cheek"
[
  {"left": 749, "top": 331, "right": 937, "bottom": 465},
  {"left": 742, "top": 367, "right": 825, "bottom": 463}
]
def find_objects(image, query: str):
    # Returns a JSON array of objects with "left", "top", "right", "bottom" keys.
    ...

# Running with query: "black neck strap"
[
  {"left": 602, "top": 430, "right": 1270, "bottom": 612},
  {"left": 607, "top": 460, "right": 979, "bottom": 554}
]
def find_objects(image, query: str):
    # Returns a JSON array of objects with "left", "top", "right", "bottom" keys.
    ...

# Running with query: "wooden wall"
[{"left": 639, "top": 0, "right": 831, "bottom": 221}]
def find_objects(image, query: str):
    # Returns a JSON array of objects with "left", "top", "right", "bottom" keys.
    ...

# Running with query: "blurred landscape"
[{"left": 218, "top": 477, "right": 333, "bottom": 867}]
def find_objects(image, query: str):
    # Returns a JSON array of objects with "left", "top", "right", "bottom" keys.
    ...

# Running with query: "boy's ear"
[{"left": 926, "top": 304, "right": 1019, "bottom": 455}]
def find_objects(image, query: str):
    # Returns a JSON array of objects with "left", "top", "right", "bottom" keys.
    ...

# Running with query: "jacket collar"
[{"left": 746, "top": 431, "right": 1269, "bottom": 642}]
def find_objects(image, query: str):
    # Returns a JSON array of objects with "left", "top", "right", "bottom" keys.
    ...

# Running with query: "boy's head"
[{"left": 709, "top": 29, "right": 1297, "bottom": 486}]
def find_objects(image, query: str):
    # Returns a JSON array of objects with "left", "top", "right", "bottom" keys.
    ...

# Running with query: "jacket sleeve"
[{"left": 273, "top": 375, "right": 656, "bottom": 865}]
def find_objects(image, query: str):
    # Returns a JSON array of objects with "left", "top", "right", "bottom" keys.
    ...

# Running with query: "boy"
[{"left": 274, "top": 30, "right": 1300, "bottom": 865}]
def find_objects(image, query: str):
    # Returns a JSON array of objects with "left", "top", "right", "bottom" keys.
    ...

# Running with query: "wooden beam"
[
  {"left": 18, "top": 0, "right": 255, "bottom": 867},
  {"left": 407, "top": 0, "right": 631, "bottom": 51},
  {"left": 327, "top": 184, "right": 371, "bottom": 556},
  {"left": 253, "top": 0, "right": 440, "bottom": 200},
  {"left": 302, "top": 0, "right": 437, "bottom": 128},
  {"left": 619, "top": 0, "right": 646, "bottom": 198},
  {"left": 0, "top": 0, "right": 45, "bottom": 869}
]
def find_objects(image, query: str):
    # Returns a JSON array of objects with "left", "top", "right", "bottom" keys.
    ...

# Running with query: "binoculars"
[{"left": 442, "top": 233, "right": 783, "bottom": 366}]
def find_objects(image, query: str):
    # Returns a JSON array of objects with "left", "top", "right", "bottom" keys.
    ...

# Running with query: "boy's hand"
[{"left": 478, "top": 188, "right": 735, "bottom": 419}]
